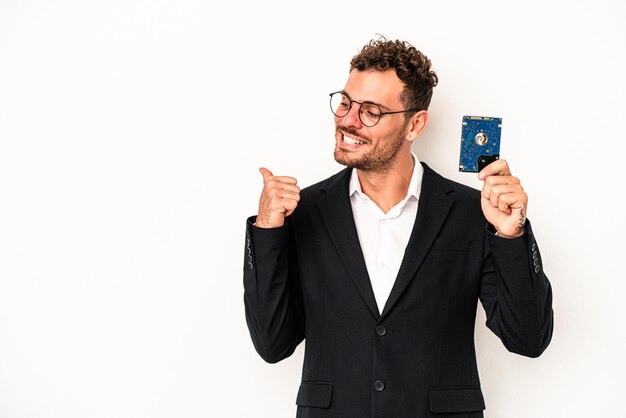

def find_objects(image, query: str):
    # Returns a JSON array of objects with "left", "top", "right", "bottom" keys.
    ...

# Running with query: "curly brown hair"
[{"left": 350, "top": 37, "right": 438, "bottom": 116}]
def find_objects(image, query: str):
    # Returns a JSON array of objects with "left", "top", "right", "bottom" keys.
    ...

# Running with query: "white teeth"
[{"left": 343, "top": 135, "right": 365, "bottom": 145}]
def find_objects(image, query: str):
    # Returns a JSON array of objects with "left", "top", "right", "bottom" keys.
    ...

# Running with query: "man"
[{"left": 243, "top": 38, "right": 553, "bottom": 418}]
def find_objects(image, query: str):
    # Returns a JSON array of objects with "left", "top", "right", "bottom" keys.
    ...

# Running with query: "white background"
[{"left": 1, "top": 0, "right": 625, "bottom": 417}]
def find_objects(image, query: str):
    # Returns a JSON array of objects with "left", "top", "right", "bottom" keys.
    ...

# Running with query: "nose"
[{"left": 341, "top": 102, "right": 363, "bottom": 129}]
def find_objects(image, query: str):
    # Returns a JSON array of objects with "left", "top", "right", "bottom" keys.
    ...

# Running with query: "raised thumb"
[{"left": 259, "top": 167, "right": 273, "bottom": 182}]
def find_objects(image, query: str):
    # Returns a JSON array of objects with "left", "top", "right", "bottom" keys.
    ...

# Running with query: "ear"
[{"left": 406, "top": 111, "right": 429, "bottom": 142}]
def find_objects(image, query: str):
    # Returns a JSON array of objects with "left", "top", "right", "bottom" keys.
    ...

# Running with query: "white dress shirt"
[{"left": 349, "top": 152, "right": 424, "bottom": 314}]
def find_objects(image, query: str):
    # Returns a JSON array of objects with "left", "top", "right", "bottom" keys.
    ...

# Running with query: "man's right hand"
[{"left": 255, "top": 167, "right": 300, "bottom": 228}]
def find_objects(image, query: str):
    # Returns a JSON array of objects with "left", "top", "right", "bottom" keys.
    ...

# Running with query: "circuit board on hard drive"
[{"left": 458, "top": 116, "right": 501, "bottom": 173}]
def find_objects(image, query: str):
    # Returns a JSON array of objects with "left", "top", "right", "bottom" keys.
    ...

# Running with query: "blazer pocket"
[
  {"left": 429, "top": 386, "right": 485, "bottom": 413},
  {"left": 296, "top": 382, "right": 333, "bottom": 408}
]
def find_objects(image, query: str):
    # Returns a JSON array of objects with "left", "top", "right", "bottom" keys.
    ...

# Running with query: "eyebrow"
[{"left": 341, "top": 90, "right": 391, "bottom": 111}]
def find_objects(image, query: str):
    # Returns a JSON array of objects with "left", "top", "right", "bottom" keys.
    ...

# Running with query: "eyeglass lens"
[{"left": 330, "top": 93, "right": 382, "bottom": 127}]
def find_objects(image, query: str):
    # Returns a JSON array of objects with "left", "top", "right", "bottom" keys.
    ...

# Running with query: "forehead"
[{"left": 342, "top": 69, "right": 404, "bottom": 106}]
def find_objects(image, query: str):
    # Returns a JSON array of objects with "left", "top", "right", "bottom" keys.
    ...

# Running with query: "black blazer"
[{"left": 243, "top": 163, "right": 553, "bottom": 418}]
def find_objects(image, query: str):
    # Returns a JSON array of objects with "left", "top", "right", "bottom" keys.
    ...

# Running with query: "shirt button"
[
  {"left": 376, "top": 325, "right": 387, "bottom": 336},
  {"left": 374, "top": 380, "right": 385, "bottom": 391},
  {"left": 380, "top": 219, "right": 385, "bottom": 224}
]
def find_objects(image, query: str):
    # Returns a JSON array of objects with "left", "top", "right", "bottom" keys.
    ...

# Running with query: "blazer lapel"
[
  {"left": 317, "top": 168, "right": 380, "bottom": 319},
  {"left": 380, "top": 163, "right": 455, "bottom": 319}
]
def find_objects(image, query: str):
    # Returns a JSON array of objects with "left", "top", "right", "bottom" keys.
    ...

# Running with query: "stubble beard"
[{"left": 334, "top": 127, "right": 406, "bottom": 174}]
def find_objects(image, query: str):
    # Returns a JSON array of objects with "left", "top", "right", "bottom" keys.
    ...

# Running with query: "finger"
[
  {"left": 484, "top": 175, "right": 520, "bottom": 187},
  {"left": 489, "top": 184, "right": 520, "bottom": 209},
  {"left": 478, "top": 159, "right": 510, "bottom": 180},
  {"left": 280, "top": 190, "right": 301, "bottom": 201},
  {"left": 268, "top": 188, "right": 301, "bottom": 202},
  {"left": 270, "top": 175, "right": 298, "bottom": 185},
  {"left": 266, "top": 182, "right": 300, "bottom": 197},
  {"left": 268, "top": 194, "right": 299, "bottom": 209},
  {"left": 498, "top": 199, "right": 512, "bottom": 216},
  {"left": 281, "top": 198, "right": 298, "bottom": 212},
  {"left": 277, "top": 183, "right": 300, "bottom": 194},
  {"left": 482, "top": 176, "right": 521, "bottom": 200},
  {"left": 496, "top": 191, "right": 527, "bottom": 215},
  {"left": 276, "top": 198, "right": 298, "bottom": 217},
  {"left": 259, "top": 167, "right": 274, "bottom": 182}
]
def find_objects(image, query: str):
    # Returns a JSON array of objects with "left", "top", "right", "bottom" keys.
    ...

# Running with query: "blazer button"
[
  {"left": 533, "top": 258, "right": 540, "bottom": 266},
  {"left": 534, "top": 265, "right": 541, "bottom": 273},
  {"left": 376, "top": 325, "right": 387, "bottom": 336},
  {"left": 531, "top": 242, "right": 537, "bottom": 251},
  {"left": 532, "top": 251, "right": 538, "bottom": 260},
  {"left": 373, "top": 380, "right": 385, "bottom": 391}
]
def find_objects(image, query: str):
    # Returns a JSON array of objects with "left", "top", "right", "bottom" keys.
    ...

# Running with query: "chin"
[
  {"left": 334, "top": 148, "right": 352, "bottom": 166},
  {"left": 334, "top": 149, "right": 364, "bottom": 169}
]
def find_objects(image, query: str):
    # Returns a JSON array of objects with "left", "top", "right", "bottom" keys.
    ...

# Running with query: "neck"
[{"left": 357, "top": 150, "right": 415, "bottom": 214}]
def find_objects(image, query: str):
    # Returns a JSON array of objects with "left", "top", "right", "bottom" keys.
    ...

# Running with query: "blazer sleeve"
[
  {"left": 479, "top": 219, "right": 554, "bottom": 358},
  {"left": 242, "top": 215, "right": 305, "bottom": 364}
]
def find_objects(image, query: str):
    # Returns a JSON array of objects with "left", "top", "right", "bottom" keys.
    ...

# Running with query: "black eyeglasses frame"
[{"left": 329, "top": 91, "right": 421, "bottom": 127}]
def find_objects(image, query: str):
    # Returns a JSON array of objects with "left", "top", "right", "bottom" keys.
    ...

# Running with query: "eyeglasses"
[{"left": 329, "top": 91, "right": 420, "bottom": 127}]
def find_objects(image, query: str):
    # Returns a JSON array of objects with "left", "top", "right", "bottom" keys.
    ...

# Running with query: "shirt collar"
[{"left": 349, "top": 151, "right": 423, "bottom": 201}]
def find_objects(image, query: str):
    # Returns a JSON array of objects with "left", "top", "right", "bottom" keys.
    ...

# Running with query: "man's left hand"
[{"left": 478, "top": 159, "right": 527, "bottom": 238}]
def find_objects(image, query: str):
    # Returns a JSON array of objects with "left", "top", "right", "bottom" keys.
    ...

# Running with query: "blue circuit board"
[{"left": 459, "top": 116, "right": 501, "bottom": 172}]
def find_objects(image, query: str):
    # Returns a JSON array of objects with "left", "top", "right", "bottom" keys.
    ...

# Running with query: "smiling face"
[{"left": 333, "top": 69, "right": 415, "bottom": 173}]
